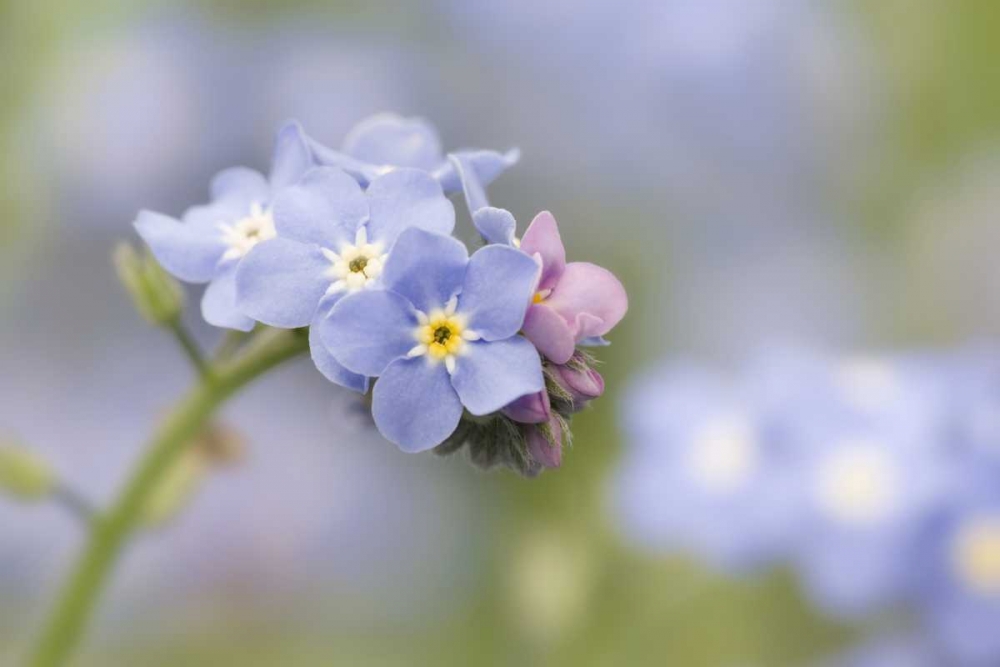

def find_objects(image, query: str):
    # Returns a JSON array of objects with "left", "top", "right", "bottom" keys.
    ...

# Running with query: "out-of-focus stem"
[
  {"left": 167, "top": 319, "right": 212, "bottom": 380},
  {"left": 51, "top": 483, "right": 97, "bottom": 526},
  {"left": 26, "top": 328, "right": 309, "bottom": 667},
  {"left": 214, "top": 327, "right": 255, "bottom": 362}
]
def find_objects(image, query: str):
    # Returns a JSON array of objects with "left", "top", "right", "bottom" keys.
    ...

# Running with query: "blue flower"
[
  {"left": 764, "top": 353, "right": 956, "bottom": 618},
  {"left": 945, "top": 346, "right": 1000, "bottom": 469},
  {"left": 306, "top": 113, "right": 519, "bottom": 194},
  {"left": 319, "top": 228, "right": 544, "bottom": 452},
  {"left": 915, "top": 474, "right": 1000, "bottom": 664},
  {"left": 134, "top": 121, "right": 312, "bottom": 331},
  {"left": 611, "top": 361, "right": 798, "bottom": 572},
  {"left": 234, "top": 166, "right": 456, "bottom": 392}
]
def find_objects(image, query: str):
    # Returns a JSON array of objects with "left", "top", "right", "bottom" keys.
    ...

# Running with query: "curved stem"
[
  {"left": 51, "top": 482, "right": 97, "bottom": 527},
  {"left": 27, "top": 328, "right": 309, "bottom": 667},
  {"left": 167, "top": 319, "right": 212, "bottom": 380}
]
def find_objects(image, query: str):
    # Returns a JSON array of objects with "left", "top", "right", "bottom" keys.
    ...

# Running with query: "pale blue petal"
[
  {"left": 135, "top": 210, "right": 226, "bottom": 283},
  {"left": 201, "top": 265, "right": 254, "bottom": 331},
  {"left": 271, "top": 167, "right": 368, "bottom": 249},
  {"left": 342, "top": 113, "right": 443, "bottom": 171},
  {"left": 448, "top": 152, "right": 488, "bottom": 214},
  {"left": 372, "top": 357, "right": 463, "bottom": 452},
  {"left": 235, "top": 238, "right": 330, "bottom": 328},
  {"left": 579, "top": 336, "right": 611, "bottom": 347},
  {"left": 306, "top": 138, "right": 383, "bottom": 187},
  {"left": 210, "top": 167, "right": 270, "bottom": 206},
  {"left": 451, "top": 337, "right": 544, "bottom": 416},
  {"left": 435, "top": 148, "right": 520, "bottom": 194},
  {"left": 458, "top": 245, "right": 539, "bottom": 340},
  {"left": 309, "top": 296, "right": 368, "bottom": 393},
  {"left": 381, "top": 228, "right": 468, "bottom": 314},
  {"left": 471, "top": 207, "right": 517, "bottom": 246},
  {"left": 365, "top": 168, "right": 455, "bottom": 247},
  {"left": 268, "top": 120, "right": 313, "bottom": 190},
  {"left": 321, "top": 290, "right": 418, "bottom": 378},
  {"left": 182, "top": 201, "right": 243, "bottom": 232}
]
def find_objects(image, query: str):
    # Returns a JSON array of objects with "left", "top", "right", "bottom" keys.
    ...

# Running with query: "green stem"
[
  {"left": 27, "top": 328, "right": 309, "bottom": 667},
  {"left": 214, "top": 328, "right": 254, "bottom": 362},
  {"left": 167, "top": 320, "right": 212, "bottom": 379},
  {"left": 51, "top": 483, "right": 97, "bottom": 527}
]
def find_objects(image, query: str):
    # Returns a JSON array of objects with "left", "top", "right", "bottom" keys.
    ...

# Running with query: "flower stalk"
[{"left": 26, "top": 327, "right": 308, "bottom": 667}]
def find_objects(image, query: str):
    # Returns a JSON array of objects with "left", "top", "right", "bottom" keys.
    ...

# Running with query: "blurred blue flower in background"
[
  {"left": 440, "top": 0, "right": 878, "bottom": 209},
  {"left": 916, "top": 473, "right": 1000, "bottom": 664},
  {"left": 26, "top": 16, "right": 231, "bottom": 233},
  {"left": 769, "top": 353, "right": 957, "bottom": 617},
  {"left": 613, "top": 347, "right": 1000, "bottom": 664},
  {"left": 613, "top": 362, "right": 797, "bottom": 572},
  {"left": 23, "top": 12, "right": 427, "bottom": 239}
]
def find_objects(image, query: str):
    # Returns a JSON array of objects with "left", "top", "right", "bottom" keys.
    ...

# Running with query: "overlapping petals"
[
  {"left": 131, "top": 114, "right": 626, "bottom": 474},
  {"left": 134, "top": 121, "right": 312, "bottom": 331},
  {"left": 235, "top": 167, "right": 455, "bottom": 391},
  {"left": 306, "top": 113, "right": 519, "bottom": 194},
  {"left": 520, "top": 212, "right": 628, "bottom": 364},
  {"left": 321, "top": 228, "right": 543, "bottom": 451}
]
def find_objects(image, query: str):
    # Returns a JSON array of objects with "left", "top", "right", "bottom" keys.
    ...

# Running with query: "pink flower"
[{"left": 519, "top": 212, "right": 628, "bottom": 364}]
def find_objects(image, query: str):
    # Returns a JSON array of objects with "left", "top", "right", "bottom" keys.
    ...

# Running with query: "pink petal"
[
  {"left": 520, "top": 211, "right": 566, "bottom": 291},
  {"left": 545, "top": 262, "right": 628, "bottom": 340},
  {"left": 502, "top": 390, "right": 551, "bottom": 424},
  {"left": 521, "top": 303, "right": 576, "bottom": 364}
]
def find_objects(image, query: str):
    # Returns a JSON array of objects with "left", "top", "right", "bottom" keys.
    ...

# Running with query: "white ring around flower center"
[
  {"left": 219, "top": 202, "right": 276, "bottom": 261},
  {"left": 323, "top": 227, "right": 388, "bottom": 295},
  {"left": 686, "top": 414, "right": 759, "bottom": 494},
  {"left": 405, "top": 296, "right": 481, "bottom": 375}
]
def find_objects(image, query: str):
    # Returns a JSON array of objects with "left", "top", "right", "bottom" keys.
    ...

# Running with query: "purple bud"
[
  {"left": 526, "top": 416, "right": 563, "bottom": 470},
  {"left": 503, "top": 390, "right": 551, "bottom": 424},
  {"left": 552, "top": 364, "right": 604, "bottom": 411}
]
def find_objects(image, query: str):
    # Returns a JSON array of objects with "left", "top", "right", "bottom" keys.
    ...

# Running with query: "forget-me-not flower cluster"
[
  {"left": 612, "top": 347, "right": 1000, "bottom": 664},
  {"left": 134, "top": 114, "right": 628, "bottom": 473}
]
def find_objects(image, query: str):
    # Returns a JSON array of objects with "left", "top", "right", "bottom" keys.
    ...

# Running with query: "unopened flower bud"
[
  {"left": 526, "top": 415, "right": 565, "bottom": 471},
  {"left": 114, "top": 242, "right": 185, "bottom": 326},
  {"left": 141, "top": 423, "right": 246, "bottom": 527},
  {"left": 0, "top": 443, "right": 56, "bottom": 501},
  {"left": 503, "top": 390, "right": 551, "bottom": 424},
  {"left": 192, "top": 423, "right": 246, "bottom": 467},
  {"left": 141, "top": 450, "right": 207, "bottom": 527},
  {"left": 551, "top": 362, "right": 604, "bottom": 412}
]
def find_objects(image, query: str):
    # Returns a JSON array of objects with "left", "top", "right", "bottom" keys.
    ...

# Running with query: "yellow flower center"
[
  {"left": 418, "top": 315, "right": 466, "bottom": 360},
  {"left": 406, "top": 297, "right": 482, "bottom": 374},
  {"left": 533, "top": 288, "right": 552, "bottom": 305},
  {"left": 952, "top": 516, "right": 1000, "bottom": 595}
]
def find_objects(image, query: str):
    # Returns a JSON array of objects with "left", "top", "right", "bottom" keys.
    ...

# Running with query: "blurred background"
[{"left": 2, "top": 1, "right": 1000, "bottom": 665}]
